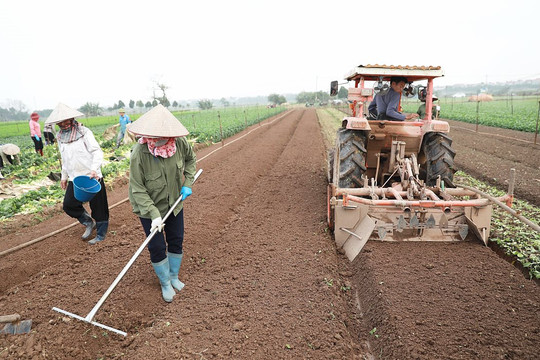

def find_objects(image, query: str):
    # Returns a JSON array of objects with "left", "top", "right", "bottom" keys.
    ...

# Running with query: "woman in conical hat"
[
  {"left": 128, "top": 104, "right": 197, "bottom": 303},
  {"left": 46, "top": 103, "right": 110, "bottom": 245}
]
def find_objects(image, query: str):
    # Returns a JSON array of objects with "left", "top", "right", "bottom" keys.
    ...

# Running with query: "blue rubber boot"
[
  {"left": 168, "top": 252, "right": 185, "bottom": 291},
  {"left": 152, "top": 258, "right": 175, "bottom": 302},
  {"left": 88, "top": 221, "right": 108, "bottom": 245}
]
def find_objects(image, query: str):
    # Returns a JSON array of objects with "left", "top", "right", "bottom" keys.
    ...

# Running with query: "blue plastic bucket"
[{"left": 73, "top": 175, "right": 101, "bottom": 202}]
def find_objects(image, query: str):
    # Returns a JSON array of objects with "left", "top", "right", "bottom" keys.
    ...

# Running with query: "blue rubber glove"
[
  {"left": 180, "top": 186, "right": 192, "bottom": 201},
  {"left": 34, "top": 135, "right": 40, "bottom": 141}
]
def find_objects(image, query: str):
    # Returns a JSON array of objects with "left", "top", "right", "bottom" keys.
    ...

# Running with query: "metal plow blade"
[{"left": 339, "top": 215, "right": 376, "bottom": 261}]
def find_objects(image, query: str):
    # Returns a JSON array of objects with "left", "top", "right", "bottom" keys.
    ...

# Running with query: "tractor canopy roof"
[{"left": 345, "top": 64, "right": 444, "bottom": 82}]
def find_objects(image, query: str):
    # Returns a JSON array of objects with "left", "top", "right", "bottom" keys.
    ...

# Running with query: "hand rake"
[{"left": 52, "top": 168, "right": 203, "bottom": 336}]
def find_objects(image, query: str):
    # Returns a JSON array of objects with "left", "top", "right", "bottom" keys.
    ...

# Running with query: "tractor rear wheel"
[
  {"left": 336, "top": 128, "right": 367, "bottom": 188},
  {"left": 421, "top": 132, "right": 456, "bottom": 187}
]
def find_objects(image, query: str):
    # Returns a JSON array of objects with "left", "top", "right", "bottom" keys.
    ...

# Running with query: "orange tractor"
[{"left": 327, "top": 64, "right": 513, "bottom": 261}]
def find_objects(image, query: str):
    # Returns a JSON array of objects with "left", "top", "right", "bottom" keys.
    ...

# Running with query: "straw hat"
[
  {"left": 119, "top": 108, "right": 125, "bottom": 113},
  {"left": 128, "top": 104, "right": 189, "bottom": 137},
  {"left": 45, "top": 103, "right": 85, "bottom": 125},
  {"left": 2, "top": 144, "right": 20, "bottom": 156}
]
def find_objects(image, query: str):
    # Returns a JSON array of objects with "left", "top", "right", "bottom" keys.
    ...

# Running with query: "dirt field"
[{"left": 0, "top": 109, "right": 538, "bottom": 359}]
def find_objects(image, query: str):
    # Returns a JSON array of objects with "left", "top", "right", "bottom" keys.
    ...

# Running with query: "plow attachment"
[{"left": 329, "top": 183, "right": 511, "bottom": 262}]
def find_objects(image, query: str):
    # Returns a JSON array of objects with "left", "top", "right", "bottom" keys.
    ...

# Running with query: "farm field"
[
  {"left": 402, "top": 96, "right": 540, "bottom": 132},
  {"left": 0, "top": 105, "right": 285, "bottom": 148},
  {"left": 0, "top": 109, "right": 539, "bottom": 359},
  {"left": 0, "top": 105, "right": 285, "bottom": 219}
]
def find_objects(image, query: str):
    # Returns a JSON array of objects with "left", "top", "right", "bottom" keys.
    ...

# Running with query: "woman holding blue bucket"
[
  {"left": 128, "top": 104, "right": 196, "bottom": 303},
  {"left": 45, "top": 103, "right": 109, "bottom": 245}
]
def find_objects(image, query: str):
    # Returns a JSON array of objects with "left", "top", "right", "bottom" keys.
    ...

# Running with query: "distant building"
[{"left": 452, "top": 92, "right": 466, "bottom": 98}]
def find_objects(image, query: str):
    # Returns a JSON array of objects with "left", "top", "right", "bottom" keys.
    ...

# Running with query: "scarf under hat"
[
  {"left": 58, "top": 121, "right": 85, "bottom": 144},
  {"left": 139, "top": 137, "right": 176, "bottom": 158}
]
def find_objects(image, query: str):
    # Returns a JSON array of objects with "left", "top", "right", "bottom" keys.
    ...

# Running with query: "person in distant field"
[
  {"left": 375, "top": 76, "right": 419, "bottom": 121},
  {"left": 45, "top": 103, "right": 109, "bottom": 245},
  {"left": 29, "top": 112, "right": 44, "bottom": 156},
  {"left": 0, "top": 144, "right": 21, "bottom": 168},
  {"left": 43, "top": 123, "right": 56, "bottom": 145},
  {"left": 128, "top": 104, "right": 196, "bottom": 303},
  {"left": 417, "top": 89, "right": 440, "bottom": 120},
  {"left": 116, "top": 108, "right": 131, "bottom": 148}
]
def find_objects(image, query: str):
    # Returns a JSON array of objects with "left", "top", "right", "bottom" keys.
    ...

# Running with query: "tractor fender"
[
  {"left": 342, "top": 117, "right": 372, "bottom": 131},
  {"left": 421, "top": 120, "right": 450, "bottom": 134}
]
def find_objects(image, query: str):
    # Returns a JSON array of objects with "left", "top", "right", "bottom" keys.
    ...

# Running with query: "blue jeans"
[
  {"left": 116, "top": 129, "right": 125, "bottom": 147},
  {"left": 140, "top": 209, "right": 184, "bottom": 263}
]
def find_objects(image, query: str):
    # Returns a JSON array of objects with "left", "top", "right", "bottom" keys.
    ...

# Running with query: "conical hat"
[
  {"left": 128, "top": 104, "right": 189, "bottom": 137},
  {"left": 2, "top": 143, "right": 20, "bottom": 156},
  {"left": 45, "top": 103, "right": 85, "bottom": 125}
]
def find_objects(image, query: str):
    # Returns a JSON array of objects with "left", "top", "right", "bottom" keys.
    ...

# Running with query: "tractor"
[{"left": 327, "top": 64, "right": 512, "bottom": 261}]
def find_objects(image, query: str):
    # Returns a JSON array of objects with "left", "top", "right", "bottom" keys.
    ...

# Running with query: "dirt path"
[{"left": 0, "top": 109, "right": 538, "bottom": 359}]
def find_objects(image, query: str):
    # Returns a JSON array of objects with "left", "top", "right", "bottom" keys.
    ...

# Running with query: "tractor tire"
[
  {"left": 421, "top": 132, "right": 456, "bottom": 187},
  {"left": 327, "top": 149, "right": 335, "bottom": 184},
  {"left": 336, "top": 128, "right": 367, "bottom": 188}
]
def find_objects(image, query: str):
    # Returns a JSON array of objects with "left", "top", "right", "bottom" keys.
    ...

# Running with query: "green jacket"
[{"left": 129, "top": 137, "right": 196, "bottom": 220}]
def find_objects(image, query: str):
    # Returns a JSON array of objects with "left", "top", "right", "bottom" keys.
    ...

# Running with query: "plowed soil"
[
  {"left": 0, "top": 109, "right": 538, "bottom": 359},
  {"left": 445, "top": 119, "right": 540, "bottom": 206}
]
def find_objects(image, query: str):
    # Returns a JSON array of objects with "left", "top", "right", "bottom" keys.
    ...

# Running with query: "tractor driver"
[{"left": 375, "top": 76, "right": 419, "bottom": 121}]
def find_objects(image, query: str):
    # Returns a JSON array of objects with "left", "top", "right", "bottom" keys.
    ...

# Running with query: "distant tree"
[
  {"left": 153, "top": 82, "right": 170, "bottom": 107},
  {"left": 0, "top": 104, "right": 29, "bottom": 121},
  {"left": 136, "top": 100, "right": 144, "bottom": 108},
  {"left": 145, "top": 101, "right": 152, "bottom": 108},
  {"left": 296, "top": 91, "right": 330, "bottom": 104},
  {"left": 296, "top": 92, "right": 315, "bottom": 104},
  {"left": 172, "top": 100, "right": 178, "bottom": 108},
  {"left": 268, "top": 93, "right": 286, "bottom": 105},
  {"left": 3, "top": 100, "right": 27, "bottom": 113},
  {"left": 118, "top": 100, "right": 125, "bottom": 109},
  {"left": 198, "top": 99, "right": 213, "bottom": 110},
  {"left": 337, "top": 86, "right": 348, "bottom": 99},
  {"left": 129, "top": 99, "right": 135, "bottom": 109},
  {"left": 220, "top": 98, "right": 230, "bottom": 107},
  {"left": 78, "top": 102, "right": 103, "bottom": 116},
  {"left": 152, "top": 99, "right": 158, "bottom": 106},
  {"left": 161, "top": 98, "right": 171, "bottom": 107}
]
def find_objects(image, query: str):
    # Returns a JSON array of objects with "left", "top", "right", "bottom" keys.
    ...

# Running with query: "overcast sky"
[{"left": 1, "top": 0, "right": 538, "bottom": 110}]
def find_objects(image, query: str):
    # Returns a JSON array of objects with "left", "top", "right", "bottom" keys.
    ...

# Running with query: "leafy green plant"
[
  {"left": 455, "top": 171, "right": 540, "bottom": 279},
  {"left": 0, "top": 106, "right": 287, "bottom": 222},
  {"left": 402, "top": 96, "right": 540, "bottom": 132}
]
